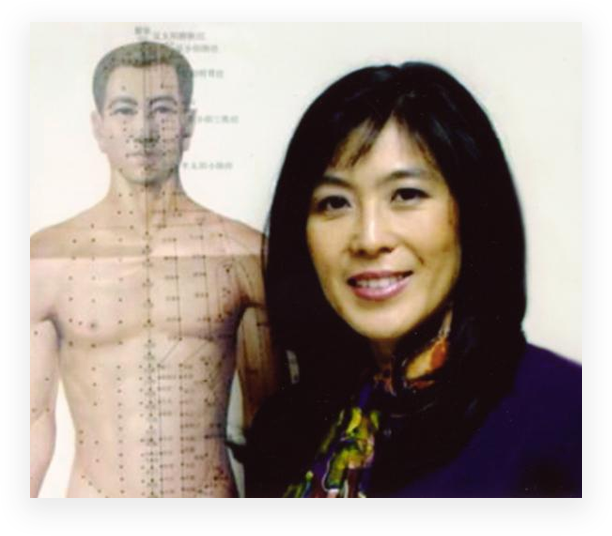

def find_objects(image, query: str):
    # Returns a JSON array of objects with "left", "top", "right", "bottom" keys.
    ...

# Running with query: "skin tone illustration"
[{"left": 30, "top": 42, "right": 278, "bottom": 498}]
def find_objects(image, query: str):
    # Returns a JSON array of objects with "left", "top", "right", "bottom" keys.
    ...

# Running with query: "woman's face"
[{"left": 306, "top": 119, "right": 461, "bottom": 358}]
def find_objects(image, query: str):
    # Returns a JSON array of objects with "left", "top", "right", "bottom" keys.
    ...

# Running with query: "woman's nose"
[{"left": 349, "top": 204, "right": 396, "bottom": 257}]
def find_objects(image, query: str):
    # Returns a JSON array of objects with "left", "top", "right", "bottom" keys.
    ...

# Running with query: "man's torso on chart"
[{"left": 31, "top": 196, "right": 265, "bottom": 497}]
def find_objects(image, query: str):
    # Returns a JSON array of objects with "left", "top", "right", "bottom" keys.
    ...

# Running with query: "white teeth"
[{"left": 354, "top": 276, "right": 404, "bottom": 289}]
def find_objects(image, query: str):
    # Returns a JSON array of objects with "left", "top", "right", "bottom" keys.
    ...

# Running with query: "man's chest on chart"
[{"left": 53, "top": 247, "right": 245, "bottom": 347}]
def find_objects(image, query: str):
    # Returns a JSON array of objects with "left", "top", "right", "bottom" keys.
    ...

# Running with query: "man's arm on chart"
[
  {"left": 30, "top": 240, "right": 61, "bottom": 497},
  {"left": 236, "top": 304, "right": 279, "bottom": 430}
]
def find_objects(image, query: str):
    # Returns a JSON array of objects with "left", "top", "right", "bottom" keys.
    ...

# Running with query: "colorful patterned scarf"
[{"left": 284, "top": 314, "right": 451, "bottom": 498}]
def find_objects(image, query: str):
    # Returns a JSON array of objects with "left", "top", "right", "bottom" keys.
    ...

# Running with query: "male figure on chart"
[{"left": 30, "top": 41, "right": 278, "bottom": 497}]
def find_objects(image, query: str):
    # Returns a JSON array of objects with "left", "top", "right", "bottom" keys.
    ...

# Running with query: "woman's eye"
[
  {"left": 392, "top": 188, "right": 427, "bottom": 204},
  {"left": 314, "top": 195, "right": 350, "bottom": 213}
]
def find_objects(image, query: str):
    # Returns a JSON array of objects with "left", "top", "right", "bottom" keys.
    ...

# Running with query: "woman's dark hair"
[{"left": 249, "top": 62, "right": 526, "bottom": 496}]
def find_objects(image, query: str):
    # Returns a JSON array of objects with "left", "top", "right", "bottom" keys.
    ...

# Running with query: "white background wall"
[{"left": 30, "top": 22, "right": 581, "bottom": 498}]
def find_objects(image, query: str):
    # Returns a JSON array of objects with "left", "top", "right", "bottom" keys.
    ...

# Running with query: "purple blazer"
[{"left": 369, "top": 345, "right": 581, "bottom": 497}]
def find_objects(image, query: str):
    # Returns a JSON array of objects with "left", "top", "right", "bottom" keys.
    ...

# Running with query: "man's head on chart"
[{"left": 91, "top": 41, "right": 195, "bottom": 186}]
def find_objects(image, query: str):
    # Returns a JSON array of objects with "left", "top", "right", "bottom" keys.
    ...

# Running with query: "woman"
[{"left": 246, "top": 62, "right": 581, "bottom": 497}]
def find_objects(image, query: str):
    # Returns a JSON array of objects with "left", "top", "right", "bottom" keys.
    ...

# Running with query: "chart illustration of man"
[{"left": 30, "top": 41, "right": 278, "bottom": 498}]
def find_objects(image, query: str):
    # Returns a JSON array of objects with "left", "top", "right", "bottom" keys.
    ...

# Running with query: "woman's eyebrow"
[
  {"left": 316, "top": 174, "right": 352, "bottom": 187},
  {"left": 317, "top": 168, "right": 431, "bottom": 187},
  {"left": 383, "top": 168, "right": 430, "bottom": 182}
]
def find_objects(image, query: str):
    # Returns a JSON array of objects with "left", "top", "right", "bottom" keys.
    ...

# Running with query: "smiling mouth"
[{"left": 347, "top": 271, "right": 412, "bottom": 301}]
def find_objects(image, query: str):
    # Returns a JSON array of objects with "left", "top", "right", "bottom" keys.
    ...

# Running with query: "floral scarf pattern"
[{"left": 284, "top": 315, "right": 451, "bottom": 498}]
